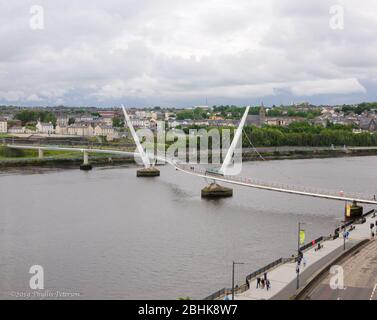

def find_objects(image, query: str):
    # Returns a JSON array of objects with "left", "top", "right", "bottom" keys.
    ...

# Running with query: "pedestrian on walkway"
[
  {"left": 261, "top": 279, "right": 265, "bottom": 289},
  {"left": 264, "top": 272, "right": 267, "bottom": 281},
  {"left": 256, "top": 277, "right": 261, "bottom": 289},
  {"left": 266, "top": 279, "right": 270, "bottom": 291}
]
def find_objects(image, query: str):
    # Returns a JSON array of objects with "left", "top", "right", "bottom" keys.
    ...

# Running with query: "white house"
[
  {"left": 0, "top": 118, "right": 7, "bottom": 133},
  {"left": 131, "top": 119, "right": 150, "bottom": 128},
  {"left": 36, "top": 121, "right": 54, "bottom": 134}
]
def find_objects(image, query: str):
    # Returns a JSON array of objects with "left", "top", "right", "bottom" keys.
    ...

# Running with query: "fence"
[
  {"left": 299, "top": 236, "right": 323, "bottom": 252},
  {"left": 203, "top": 257, "right": 286, "bottom": 300}
]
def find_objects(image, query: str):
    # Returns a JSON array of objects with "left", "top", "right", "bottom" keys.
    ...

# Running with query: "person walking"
[
  {"left": 256, "top": 277, "right": 261, "bottom": 289},
  {"left": 261, "top": 279, "right": 265, "bottom": 289},
  {"left": 266, "top": 279, "right": 271, "bottom": 291}
]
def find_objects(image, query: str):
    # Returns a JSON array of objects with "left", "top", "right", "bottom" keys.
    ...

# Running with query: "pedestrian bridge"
[
  {"left": 5, "top": 143, "right": 377, "bottom": 205},
  {"left": 5, "top": 105, "right": 377, "bottom": 205}
]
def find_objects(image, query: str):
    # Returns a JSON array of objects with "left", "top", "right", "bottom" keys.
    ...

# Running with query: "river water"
[{"left": 0, "top": 156, "right": 376, "bottom": 299}]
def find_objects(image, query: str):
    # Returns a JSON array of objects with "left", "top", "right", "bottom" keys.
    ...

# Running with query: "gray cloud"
[{"left": 0, "top": 0, "right": 376, "bottom": 106}]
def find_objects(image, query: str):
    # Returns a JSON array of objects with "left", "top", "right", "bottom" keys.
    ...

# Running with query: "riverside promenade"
[{"left": 223, "top": 211, "right": 376, "bottom": 300}]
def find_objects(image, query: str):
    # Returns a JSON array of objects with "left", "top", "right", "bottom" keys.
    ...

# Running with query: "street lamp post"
[
  {"left": 232, "top": 261, "right": 244, "bottom": 300},
  {"left": 337, "top": 220, "right": 347, "bottom": 251},
  {"left": 343, "top": 230, "right": 346, "bottom": 250},
  {"left": 296, "top": 222, "right": 305, "bottom": 290}
]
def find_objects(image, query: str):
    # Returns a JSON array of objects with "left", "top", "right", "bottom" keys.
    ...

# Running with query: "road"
[{"left": 304, "top": 239, "right": 377, "bottom": 300}]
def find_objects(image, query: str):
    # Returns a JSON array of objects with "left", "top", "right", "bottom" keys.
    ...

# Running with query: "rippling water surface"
[{"left": 0, "top": 156, "right": 376, "bottom": 299}]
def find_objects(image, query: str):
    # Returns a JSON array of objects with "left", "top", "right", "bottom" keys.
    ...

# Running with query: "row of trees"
[
  {"left": 340, "top": 102, "right": 377, "bottom": 115},
  {"left": 244, "top": 128, "right": 377, "bottom": 147},
  {"left": 176, "top": 108, "right": 210, "bottom": 120},
  {"left": 177, "top": 105, "right": 322, "bottom": 120},
  {"left": 178, "top": 121, "right": 377, "bottom": 147},
  {"left": 243, "top": 122, "right": 376, "bottom": 147},
  {"left": 266, "top": 107, "right": 321, "bottom": 119},
  {"left": 14, "top": 110, "right": 57, "bottom": 126}
]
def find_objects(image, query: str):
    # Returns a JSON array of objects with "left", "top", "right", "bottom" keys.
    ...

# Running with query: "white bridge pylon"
[
  {"left": 219, "top": 105, "right": 250, "bottom": 175},
  {"left": 121, "top": 105, "right": 151, "bottom": 168}
]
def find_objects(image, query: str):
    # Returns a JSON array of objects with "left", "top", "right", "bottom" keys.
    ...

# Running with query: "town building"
[
  {"left": 55, "top": 125, "right": 68, "bottom": 135},
  {"left": 131, "top": 119, "right": 150, "bottom": 128},
  {"left": 56, "top": 116, "right": 69, "bottom": 127},
  {"left": 265, "top": 117, "right": 304, "bottom": 126},
  {"left": 67, "top": 123, "right": 94, "bottom": 137},
  {"left": 0, "top": 118, "right": 7, "bottom": 133},
  {"left": 359, "top": 118, "right": 377, "bottom": 132},
  {"left": 8, "top": 126, "right": 24, "bottom": 134},
  {"left": 246, "top": 104, "right": 266, "bottom": 127},
  {"left": 36, "top": 121, "right": 54, "bottom": 134},
  {"left": 94, "top": 124, "right": 114, "bottom": 136}
]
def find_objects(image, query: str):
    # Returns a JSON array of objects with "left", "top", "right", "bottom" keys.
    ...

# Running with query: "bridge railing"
[
  {"left": 226, "top": 174, "right": 374, "bottom": 201},
  {"left": 203, "top": 257, "right": 287, "bottom": 300},
  {"left": 175, "top": 163, "right": 376, "bottom": 201}
]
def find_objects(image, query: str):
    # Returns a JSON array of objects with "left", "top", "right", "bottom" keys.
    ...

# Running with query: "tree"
[
  {"left": 112, "top": 117, "right": 124, "bottom": 128},
  {"left": 15, "top": 110, "right": 56, "bottom": 126}
]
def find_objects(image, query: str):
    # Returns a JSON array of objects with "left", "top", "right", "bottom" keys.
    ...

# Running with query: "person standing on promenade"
[
  {"left": 256, "top": 277, "right": 261, "bottom": 289},
  {"left": 266, "top": 279, "right": 271, "bottom": 291}
]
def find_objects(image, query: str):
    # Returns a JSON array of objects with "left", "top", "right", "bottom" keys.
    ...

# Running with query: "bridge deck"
[{"left": 6, "top": 144, "right": 377, "bottom": 205}]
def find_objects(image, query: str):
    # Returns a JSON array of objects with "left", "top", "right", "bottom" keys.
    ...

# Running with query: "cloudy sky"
[{"left": 1, "top": 0, "right": 377, "bottom": 107}]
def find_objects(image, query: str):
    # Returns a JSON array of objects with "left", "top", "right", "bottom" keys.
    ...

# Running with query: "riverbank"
[
  {"left": 0, "top": 154, "right": 135, "bottom": 169},
  {"left": 1, "top": 146, "right": 377, "bottom": 169}
]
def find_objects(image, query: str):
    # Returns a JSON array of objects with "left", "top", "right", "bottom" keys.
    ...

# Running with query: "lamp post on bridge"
[{"left": 232, "top": 261, "right": 245, "bottom": 300}]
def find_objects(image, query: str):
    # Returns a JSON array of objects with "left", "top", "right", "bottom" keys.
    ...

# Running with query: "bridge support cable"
[{"left": 121, "top": 104, "right": 151, "bottom": 168}]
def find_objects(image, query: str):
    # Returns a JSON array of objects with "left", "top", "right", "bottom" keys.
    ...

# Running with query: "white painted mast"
[
  {"left": 219, "top": 105, "right": 250, "bottom": 175},
  {"left": 121, "top": 105, "right": 151, "bottom": 168}
]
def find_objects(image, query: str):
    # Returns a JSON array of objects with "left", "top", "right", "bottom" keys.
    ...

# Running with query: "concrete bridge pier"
[
  {"left": 137, "top": 166, "right": 160, "bottom": 177},
  {"left": 38, "top": 148, "right": 44, "bottom": 159},
  {"left": 344, "top": 200, "right": 363, "bottom": 221},
  {"left": 201, "top": 183, "right": 233, "bottom": 198},
  {"left": 80, "top": 150, "right": 92, "bottom": 171}
]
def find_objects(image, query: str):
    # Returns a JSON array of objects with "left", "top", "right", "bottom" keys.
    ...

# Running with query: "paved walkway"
[{"left": 225, "top": 212, "right": 376, "bottom": 300}]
